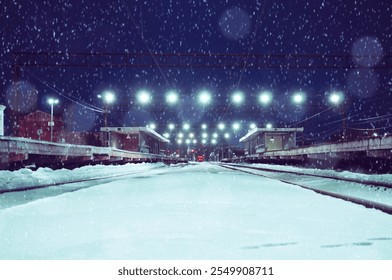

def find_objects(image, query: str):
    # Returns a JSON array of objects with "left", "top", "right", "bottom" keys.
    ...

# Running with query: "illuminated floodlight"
[
  {"left": 178, "top": 132, "right": 184, "bottom": 138},
  {"left": 198, "top": 90, "right": 212, "bottom": 105},
  {"left": 148, "top": 123, "right": 156, "bottom": 130},
  {"left": 259, "top": 91, "right": 272, "bottom": 105},
  {"left": 224, "top": 133, "right": 230, "bottom": 139},
  {"left": 201, "top": 123, "right": 207, "bottom": 130},
  {"left": 47, "top": 98, "right": 59, "bottom": 105},
  {"left": 189, "top": 133, "right": 194, "bottom": 138},
  {"left": 185, "top": 139, "right": 191, "bottom": 144},
  {"left": 177, "top": 139, "right": 183, "bottom": 144},
  {"left": 137, "top": 90, "right": 152, "bottom": 105},
  {"left": 166, "top": 90, "right": 179, "bottom": 104},
  {"left": 249, "top": 123, "right": 257, "bottom": 130},
  {"left": 232, "top": 122, "right": 241, "bottom": 131},
  {"left": 192, "top": 139, "right": 197, "bottom": 144},
  {"left": 163, "top": 133, "right": 170, "bottom": 138},
  {"left": 202, "top": 132, "right": 208, "bottom": 139},
  {"left": 168, "top": 123, "right": 175, "bottom": 130},
  {"left": 212, "top": 132, "right": 218, "bottom": 139},
  {"left": 266, "top": 123, "right": 273, "bottom": 129},
  {"left": 102, "top": 91, "right": 115, "bottom": 104},
  {"left": 201, "top": 139, "right": 207, "bottom": 144},
  {"left": 211, "top": 139, "right": 217, "bottom": 145},
  {"left": 292, "top": 92, "right": 306, "bottom": 105},
  {"left": 218, "top": 123, "right": 225, "bottom": 130},
  {"left": 183, "top": 123, "right": 191, "bottom": 130},
  {"left": 231, "top": 91, "right": 244, "bottom": 104},
  {"left": 328, "top": 91, "right": 344, "bottom": 105}
]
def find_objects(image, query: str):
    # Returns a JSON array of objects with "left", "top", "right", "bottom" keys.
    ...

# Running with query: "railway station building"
[
  {"left": 99, "top": 127, "right": 170, "bottom": 154},
  {"left": 239, "top": 127, "right": 304, "bottom": 156}
]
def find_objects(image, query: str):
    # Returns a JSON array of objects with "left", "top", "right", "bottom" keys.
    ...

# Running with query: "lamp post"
[
  {"left": 328, "top": 91, "right": 345, "bottom": 138},
  {"left": 47, "top": 98, "right": 59, "bottom": 142},
  {"left": 98, "top": 91, "right": 115, "bottom": 147}
]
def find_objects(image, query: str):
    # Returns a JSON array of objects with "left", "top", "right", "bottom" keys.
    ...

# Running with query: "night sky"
[{"left": 1, "top": 0, "right": 391, "bottom": 145}]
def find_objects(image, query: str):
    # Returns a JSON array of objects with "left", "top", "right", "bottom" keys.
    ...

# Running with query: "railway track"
[{"left": 219, "top": 163, "right": 392, "bottom": 215}]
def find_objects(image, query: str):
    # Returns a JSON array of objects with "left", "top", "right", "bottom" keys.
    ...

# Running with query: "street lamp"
[
  {"left": 259, "top": 91, "right": 273, "bottom": 105},
  {"left": 249, "top": 123, "right": 257, "bottom": 130},
  {"left": 183, "top": 123, "right": 191, "bottom": 131},
  {"left": 98, "top": 91, "right": 116, "bottom": 128},
  {"left": 137, "top": 90, "right": 152, "bottom": 105},
  {"left": 47, "top": 98, "right": 59, "bottom": 142},
  {"left": 328, "top": 91, "right": 346, "bottom": 137},
  {"left": 232, "top": 122, "right": 241, "bottom": 131},
  {"left": 266, "top": 123, "right": 273, "bottom": 129},
  {"left": 218, "top": 123, "right": 225, "bottom": 130},
  {"left": 292, "top": 91, "right": 306, "bottom": 105},
  {"left": 198, "top": 90, "right": 212, "bottom": 105},
  {"left": 168, "top": 123, "right": 175, "bottom": 130},
  {"left": 328, "top": 91, "right": 344, "bottom": 106},
  {"left": 166, "top": 90, "right": 179, "bottom": 105},
  {"left": 231, "top": 91, "right": 244, "bottom": 105},
  {"left": 148, "top": 123, "right": 156, "bottom": 130}
]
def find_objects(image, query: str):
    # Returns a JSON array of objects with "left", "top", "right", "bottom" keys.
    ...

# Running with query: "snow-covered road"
[{"left": 0, "top": 163, "right": 392, "bottom": 260}]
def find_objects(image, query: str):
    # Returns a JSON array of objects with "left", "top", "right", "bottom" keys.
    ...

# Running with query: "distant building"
[
  {"left": 100, "top": 127, "right": 170, "bottom": 154},
  {"left": 17, "top": 110, "right": 64, "bottom": 142},
  {"left": 239, "top": 127, "right": 304, "bottom": 156}
]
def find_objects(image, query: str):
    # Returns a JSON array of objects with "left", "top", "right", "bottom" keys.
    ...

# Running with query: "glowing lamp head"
[
  {"left": 259, "top": 91, "right": 272, "bottom": 105},
  {"left": 198, "top": 90, "right": 212, "bottom": 105},
  {"left": 148, "top": 123, "right": 156, "bottom": 130},
  {"left": 168, "top": 123, "right": 175, "bottom": 130},
  {"left": 292, "top": 92, "right": 306, "bottom": 105},
  {"left": 232, "top": 122, "right": 240, "bottom": 131},
  {"left": 47, "top": 98, "right": 59, "bottom": 105},
  {"left": 103, "top": 91, "right": 115, "bottom": 104},
  {"left": 137, "top": 90, "right": 152, "bottom": 105},
  {"left": 166, "top": 91, "right": 179, "bottom": 104},
  {"left": 232, "top": 91, "right": 244, "bottom": 104},
  {"left": 183, "top": 123, "right": 190, "bottom": 131},
  {"left": 329, "top": 91, "right": 344, "bottom": 105}
]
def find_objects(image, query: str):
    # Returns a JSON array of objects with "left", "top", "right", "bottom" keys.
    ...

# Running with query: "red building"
[{"left": 18, "top": 110, "right": 64, "bottom": 142}]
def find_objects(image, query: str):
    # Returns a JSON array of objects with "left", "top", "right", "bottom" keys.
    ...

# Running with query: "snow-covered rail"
[{"left": 219, "top": 163, "right": 392, "bottom": 215}]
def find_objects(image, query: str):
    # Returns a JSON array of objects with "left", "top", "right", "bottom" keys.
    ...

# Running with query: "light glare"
[
  {"left": 232, "top": 122, "right": 240, "bottom": 131},
  {"left": 232, "top": 91, "right": 244, "bottom": 104},
  {"left": 47, "top": 98, "right": 59, "bottom": 105},
  {"left": 198, "top": 91, "right": 212, "bottom": 105},
  {"left": 103, "top": 91, "right": 115, "bottom": 104},
  {"left": 329, "top": 91, "right": 344, "bottom": 105},
  {"left": 166, "top": 91, "right": 179, "bottom": 104},
  {"left": 137, "top": 90, "right": 152, "bottom": 104},
  {"left": 292, "top": 92, "right": 305, "bottom": 104},
  {"left": 259, "top": 91, "right": 272, "bottom": 105}
]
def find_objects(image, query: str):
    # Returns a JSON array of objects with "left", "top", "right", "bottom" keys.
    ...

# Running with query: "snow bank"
[
  {"left": 0, "top": 163, "right": 166, "bottom": 192},
  {"left": 243, "top": 163, "right": 392, "bottom": 185}
]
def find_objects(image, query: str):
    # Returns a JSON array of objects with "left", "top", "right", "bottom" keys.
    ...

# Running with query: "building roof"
[
  {"left": 239, "top": 127, "right": 304, "bottom": 143},
  {"left": 100, "top": 127, "right": 170, "bottom": 143},
  {"left": 21, "top": 110, "right": 63, "bottom": 121}
]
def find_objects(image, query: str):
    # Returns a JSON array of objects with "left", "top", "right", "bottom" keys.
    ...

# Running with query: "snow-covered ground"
[{"left": 0, "top": 162, "right": 392, "bottom": 260}]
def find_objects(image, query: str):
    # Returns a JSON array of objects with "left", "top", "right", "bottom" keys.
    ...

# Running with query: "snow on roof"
[
  {"left": 100, "top": 127, "right": 170, "bottom": 143},
  {"left": 239, "top": 127, "right": 304, "bottom": 143}
]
